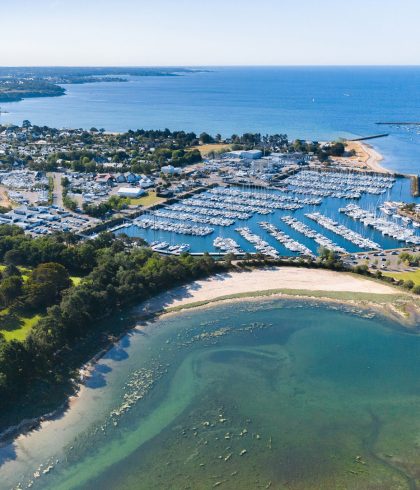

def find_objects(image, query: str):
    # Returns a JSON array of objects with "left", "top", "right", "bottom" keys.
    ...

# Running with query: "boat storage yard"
[{"left": 115, "top": 170, "right": 420, "bottom": 256}]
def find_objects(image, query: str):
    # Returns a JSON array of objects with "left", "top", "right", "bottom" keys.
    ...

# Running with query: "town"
[{"left": 0, "top": 122, "right": 419, "bottom": 276}]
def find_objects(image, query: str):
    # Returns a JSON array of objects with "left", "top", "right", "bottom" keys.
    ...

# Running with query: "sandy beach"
[
  {"left": 141, "top": 267, "right": 399, "bottom": 313},
  {"left": 342, "top": 140, "right": 389, "bottom": 173}
]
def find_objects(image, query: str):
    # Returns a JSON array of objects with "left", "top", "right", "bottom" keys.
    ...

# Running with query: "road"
[{"left": 48, "top": 172, "right": 64, "bottom": 208}]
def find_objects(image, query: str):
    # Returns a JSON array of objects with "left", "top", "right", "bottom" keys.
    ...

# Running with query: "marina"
[
  {"left": 115, "top": 171, "right": 420, "bottom": 256},
  {"left": 340, "top": 203, "right": 420, "bottom": 245}
]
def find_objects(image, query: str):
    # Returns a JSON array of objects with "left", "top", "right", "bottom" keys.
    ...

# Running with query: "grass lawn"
[
  {"left": 0, "top": 266, "right": 82, "bottom": 341},
  {"left": 0, "top": 265, "right": 31, "bottom": 281},
  {"left": 383, "top": 269, "right": 420, "bottom": 286},
  {"left": 190, "top": 143, "right": 232, "bottom": 156},
  {"left": 71, "top": 276, "right": 82, "bottom": 286},
  {"left": 0, "top": 313, "right": 41, "bottom": 342},
  {"left": 129, "top": 191, "right": 166, "bottom": 207},
  {"left": 1, "top": 265, "right": 82, "bottom": 286}
]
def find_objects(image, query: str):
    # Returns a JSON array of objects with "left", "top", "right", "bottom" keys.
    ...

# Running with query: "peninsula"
[{"left": 0, "top": 67, "right": 202, "bottom": 102}]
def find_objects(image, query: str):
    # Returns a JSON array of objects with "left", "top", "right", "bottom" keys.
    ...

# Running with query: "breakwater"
[{"left": 349, "top": 134, "right": 389, "bottom": 141}]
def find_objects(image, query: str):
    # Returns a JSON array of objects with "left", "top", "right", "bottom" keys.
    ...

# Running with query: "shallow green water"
[{"left": 1, "top": 299, "right": 419, "bottom": 489}]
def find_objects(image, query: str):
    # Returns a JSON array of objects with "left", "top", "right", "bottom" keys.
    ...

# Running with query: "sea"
[
  {"left": 1, "top": 299, "right": 419, "bottom": 490},
  {"left": 1, "top": 66, "right": 420, "bottom": 174}
]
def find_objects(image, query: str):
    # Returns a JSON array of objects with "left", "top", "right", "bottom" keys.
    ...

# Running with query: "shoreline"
[
  {"left": 359, "top": 141, "right": 389, "bottom": 173},
  {"left": 139, "top": 267, "right": 403, "bottom": 313},
  {"left": 341, "top": 140, "right": 390, "bottom": 174},
  {"left": 1, "top": 267, "right": 418, "bottom": 447}
]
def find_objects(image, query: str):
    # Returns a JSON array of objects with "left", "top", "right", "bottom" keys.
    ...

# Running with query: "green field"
[
  {"left": 384, "top": 269, "right": 420, "bottom": 286},
  {"left": 129, "top": 191, "right": 165, "bottom": 207},
  {"left": 0, "top": 313, "right": 41, "bottom": 341}
]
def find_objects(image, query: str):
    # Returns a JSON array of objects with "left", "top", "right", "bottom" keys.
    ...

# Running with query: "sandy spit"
[{"left": 140, "top": 267, "right": 399, "bottom": 314}]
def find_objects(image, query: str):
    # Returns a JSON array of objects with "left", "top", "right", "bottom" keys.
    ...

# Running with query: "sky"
[{"left": 1, "top": 0, "right": 420, "bottom": 66}]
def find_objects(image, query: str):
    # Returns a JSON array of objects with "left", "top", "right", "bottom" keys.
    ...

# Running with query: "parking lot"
[{"left": 342, "top": 247, "right": 420, "bottom": 273}]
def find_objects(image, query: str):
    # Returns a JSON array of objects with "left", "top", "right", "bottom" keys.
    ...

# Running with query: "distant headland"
[{"left": 0, "top": 67, "right": 204, "bottom": 103}]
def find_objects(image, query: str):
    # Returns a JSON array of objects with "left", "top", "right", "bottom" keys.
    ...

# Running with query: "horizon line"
[{"left": 1, "top": 64, "right": 420, "bottom": 69}]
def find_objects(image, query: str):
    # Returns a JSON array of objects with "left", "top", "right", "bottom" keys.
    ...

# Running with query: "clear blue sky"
[{"left": 1, "top": 0, "right": 419, "bottom": 66}]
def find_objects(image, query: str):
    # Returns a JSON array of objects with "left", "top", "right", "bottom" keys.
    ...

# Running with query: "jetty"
[
  {"left": 376, "top": 122, "right": 420, "bottom": 126},
  {"left": 349, "top": 134, "right": 389, "bottom": 142}
]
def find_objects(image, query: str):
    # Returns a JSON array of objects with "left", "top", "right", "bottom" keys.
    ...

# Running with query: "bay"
[
  {"left": 1, "top": 67, "right": 420, "bottom": 174},
  {"left": 0, "top": 299, "right": 419, "bottom": 489}
]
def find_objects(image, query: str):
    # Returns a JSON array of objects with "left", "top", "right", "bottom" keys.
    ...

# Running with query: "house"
[
  {"left": 124, "top": 172, "right": 138, "bottom": 183},
  {"left": 95, "top": 173, "right": 115, "bottom": 186},
  {"left": 115, "top": 174, "right": 126, "bottom": 183},
  {"left": 138, "top": 176, "right": 154, "bottom": 188}
]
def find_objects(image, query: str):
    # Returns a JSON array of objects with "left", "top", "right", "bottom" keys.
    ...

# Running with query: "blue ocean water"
[{"left": 1, "top": 67, "right": 420, "bottom": 174}]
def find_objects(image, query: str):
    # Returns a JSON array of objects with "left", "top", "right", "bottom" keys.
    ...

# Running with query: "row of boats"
[
  {"left": 235, "top": 227, "right": 279, "bottom": 258},
  {"left": 284, "top": 170, "right": 395, "bottom": 198},
  {"left": 150, "top": 241, "right": 191, "bottom": 253},
  {"left": 153, "top": 209, "right": 234, "bottom": 227},
  {"left": 171, "top": 202, "right": 250, "bottom": 220},
  {"left": 213, "top": 237, "right": 243, "bottom": 254},
  {"left": 305, "top": 212, "right": 382, "bottom": 250},
  {"left": 340, "top": 204, "right": 420, "bottom": 245},
  {"left": 260, "top": 222, "right": 314, "bottom": 256},
  {"left": 281, "top": 216, "right": 347, "bottom": 253},
  {"left": 379, "top": 202, "right": 420, "bottom": 227},
  {"left": 203, "top": 193, "right": 300, "bottom": 214},
  {"left": 209, "top": 187, "right": 322, "bottom": 206},
  {"left": 134, "top": 217, "right": 213, "bottom": 236}
]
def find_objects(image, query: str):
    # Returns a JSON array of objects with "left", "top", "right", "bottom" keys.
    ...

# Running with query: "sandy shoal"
[{"left": 141, "top": 268, "right": 399, "bottom": 313}]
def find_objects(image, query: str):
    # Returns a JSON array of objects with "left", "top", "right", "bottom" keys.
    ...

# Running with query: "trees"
[
  {"left": 83, "top": 195, "right": 129, "bottom": 218},
  {"left": 25, "top": 263, "right": 71, "bottom": 309},
  {"left": 63, "top": 194, "right": 77, "bottom": 211},
  {"left": 317, "top": 247, "right": 343, "bottom": 270},
  {"left": 199, "top": 132, "right": 214, "bottom": 144},
  {"left": 403, "top": 279, "right": 415, "bottom": 290},
  {"left": 0, "top": 224, "right": 225, "bottom": 413},
  {"left": 0, "top": 275, "right": 23, "bottom": 307}
]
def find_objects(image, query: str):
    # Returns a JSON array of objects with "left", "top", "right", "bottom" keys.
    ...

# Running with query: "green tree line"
[{"left": 0, "top": 225, "right": 221, "bottom": 416}]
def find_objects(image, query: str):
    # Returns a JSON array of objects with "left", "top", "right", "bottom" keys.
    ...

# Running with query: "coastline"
[
  {"left": 1, "top": 267, "right": 418, "bottom": 447},
  {"left": 139, "top": 267, "right": 400, "bottom": 312},
  {"left": 145, "top": 267, "right": 419, "bottom": 327},
  {"left": 359, "top": 141, "right": 389, "bottom": 173},
  {"left": 341, "top": 140, "right": 390, "bottom": 174}
]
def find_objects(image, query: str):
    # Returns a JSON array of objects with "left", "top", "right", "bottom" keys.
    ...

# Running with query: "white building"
[
  {"left": 226, "top": 150, "right": 263, "bottom": 160},
  {"left": 117, "top": 187, "right": 145, "bottom": 198},
  {"left": 161, "top": 165, "right": 181, "bottom": 175}
]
